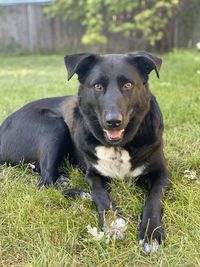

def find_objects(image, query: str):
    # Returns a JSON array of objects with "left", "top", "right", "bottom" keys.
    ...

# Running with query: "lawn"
[{"left": 0, "top": 50, "right": 200, "bottom": 267}]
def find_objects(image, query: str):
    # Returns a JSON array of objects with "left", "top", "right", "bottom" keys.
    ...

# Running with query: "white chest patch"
[{"left": 93, "top": 146, "right": 145, "bottom": 179}]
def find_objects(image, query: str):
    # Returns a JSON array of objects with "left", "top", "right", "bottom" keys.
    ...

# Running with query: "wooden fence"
[{"left": 0, "top": 2, "right": 200, "bottom": 53}]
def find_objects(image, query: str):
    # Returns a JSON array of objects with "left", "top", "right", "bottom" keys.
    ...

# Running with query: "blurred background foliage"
[
  {"left": 0, "top": 0, "right": 200, "bottom": 53},
  {"left": 45, "top": 0, "right": 180, "bottom": 46}
]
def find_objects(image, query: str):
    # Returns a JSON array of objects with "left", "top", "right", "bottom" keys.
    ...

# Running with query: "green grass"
[{"left": 0, "top": 50, "right": 200, "bottom": 266}]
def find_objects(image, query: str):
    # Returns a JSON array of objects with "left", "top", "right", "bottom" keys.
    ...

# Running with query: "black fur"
[{"left": 0, "top": 52, "right": 170, "bottom": 249}]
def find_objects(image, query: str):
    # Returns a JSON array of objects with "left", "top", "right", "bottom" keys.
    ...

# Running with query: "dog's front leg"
[
  {"left": 87, "top": 169, "right": 126, "bottom": 240},
  {"left": 87, "top": 169, "right": 115, "bottom": 227},
  {"left": 138, "top": 167, "right": 170, "bottom": 254}
]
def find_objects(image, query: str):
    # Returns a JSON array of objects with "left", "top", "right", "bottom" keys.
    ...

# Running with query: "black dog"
[{"left": 0, "top": 52, "right": 170, "bottom": 254}]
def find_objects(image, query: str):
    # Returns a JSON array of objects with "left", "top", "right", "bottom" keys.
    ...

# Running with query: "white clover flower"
[{"left": 86, "top": 225, "right": 104, "bottom": 241}]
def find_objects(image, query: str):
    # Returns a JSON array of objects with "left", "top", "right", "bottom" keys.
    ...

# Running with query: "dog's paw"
[
  {"left": 139, "top": 238, "right": 160, "bottom": 255},
  {"left": 138, "top": 220, "right": 163, "bottom": 255},
  {"left": 80, "top": 191, "right": 92, "bottom": 200},
  {"left": 103, "top": 217, "right": 127, "bottom": 241},
  {"left": 64, "top": 188, "right": 91, "bottom": 199},
  {"left": 38, "top": 179, "right": 53, "bottom": 188},
  {"left": 55, "top": 175, "right": 70, "bottom": 188}
]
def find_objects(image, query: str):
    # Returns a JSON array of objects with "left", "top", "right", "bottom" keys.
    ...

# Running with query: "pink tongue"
[{"left": 105, "top": 130, "right": 122, "bottom": 139}]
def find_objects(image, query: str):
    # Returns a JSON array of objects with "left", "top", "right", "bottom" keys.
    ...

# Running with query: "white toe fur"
[
  {"left": 80, "top": 192, "right": 92, "bottom": 200},
  {"left": 107, "top": 217, "right": 127, "bottom": 240},
  {"left": 139, "top": 239, "right": 160, "bottom": 254},
  {"left": 87, "top": 217, "right": 127, "bottom": 243}
]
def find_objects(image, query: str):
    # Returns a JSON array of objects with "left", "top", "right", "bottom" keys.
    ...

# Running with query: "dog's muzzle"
[{"left": 102, "top": 112, "right": 125, "bottom": 141}]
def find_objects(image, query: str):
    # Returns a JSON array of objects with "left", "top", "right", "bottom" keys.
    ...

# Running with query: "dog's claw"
[{"left": 139, "top": 239, "right": 160, "bottom": 255}]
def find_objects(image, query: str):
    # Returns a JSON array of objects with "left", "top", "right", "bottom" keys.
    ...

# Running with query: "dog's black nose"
[{"left": 105, "top": 113, "right": 123, "bottom": 128}]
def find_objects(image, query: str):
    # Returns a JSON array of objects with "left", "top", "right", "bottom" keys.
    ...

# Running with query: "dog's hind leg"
[
  {"left": 39, "top": 144, "right": 67, "bottom": 188},
  {"left": 37, "top": 116, "right": 72, "bottom": 188},
  {"left": 38, "top": 136, "right": 68, "bottom": 188},
  {"left": 39, "top": 150, "right": 60, "bottom": 187}
]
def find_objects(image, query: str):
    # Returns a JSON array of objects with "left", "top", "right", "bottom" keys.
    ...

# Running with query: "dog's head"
[{"left": 64, "top": 52, "right": 162, "bottom": 145}]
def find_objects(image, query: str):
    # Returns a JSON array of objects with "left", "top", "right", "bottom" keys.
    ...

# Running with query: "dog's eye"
[
  {"left": 123, "top": 82, "right": 134, "bottom": 90},
  {"left": 94, "top": 83, "right": 104, "bottom": 91}
]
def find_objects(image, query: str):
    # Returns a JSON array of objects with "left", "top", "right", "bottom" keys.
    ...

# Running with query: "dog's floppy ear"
[
  {"left": 64, "top": 53, "right": 98, "bottom": 81},
  {"left": 127, "top": 51, "right": 162, "bottom": 79}
]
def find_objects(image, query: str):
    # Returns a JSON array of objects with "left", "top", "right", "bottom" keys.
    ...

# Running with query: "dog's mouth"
[{"left": 103, "top": 129, "right": 125, "bottom": 141}]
